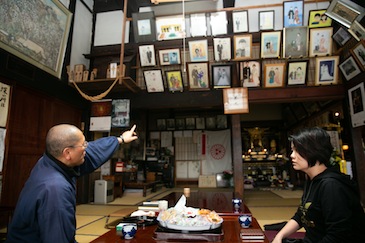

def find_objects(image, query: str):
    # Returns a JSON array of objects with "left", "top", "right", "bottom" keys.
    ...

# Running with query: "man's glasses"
[{"left": 67, "top": 141, "right": 88, "bottom": 149}]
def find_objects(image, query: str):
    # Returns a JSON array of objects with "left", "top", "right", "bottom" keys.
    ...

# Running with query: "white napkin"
[
  {"left": 174, "top": 195, "right": 186, "bottom": 211},
  {"left": 130, "top": 210, "right": 156, "bottom": 217}
]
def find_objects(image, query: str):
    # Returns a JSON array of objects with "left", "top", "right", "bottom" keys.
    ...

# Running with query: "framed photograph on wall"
[
  {"left": 156, "top": 15, "right": 185, "bottom": 41},
  {"left": 261, "top": 31, "right": 281, "bottom": 58},
  {"left": 308, "top": 9, "right": 332, "bottom": 28},
  {"left": 132, "top": 12, "right": 156, "bottom": 43},
  {"left": 185, "top": 118, "right": 196, "bottom": 129},
  {"left": 232, "top": 10, "right": 249, "bottom": 33},
  {"left": 196, "top": 117, "right": 206, "bottom": 130},
  {"left": 309, "top": 27, "right": 333, "bottom": 57},
  {"left": 210, "top": 11, "right": 228, "bottom": 36},
  {"left": 190, "top": 13, "right": 207, "bottom": 37},
  {"left": 348, "top": 82, "right": 365, "bottom": 127},
  {"left": 233, "top": 34, "right": 252, "bottom": 60},
  {"left": 314, "top": 56, "right": 339, "bottom": 86},
  {"left": 283, "top": 26, "right": 308, "bottom": 58},
  {"left": 189, "top": 39, "right": 208, "bottom": 62},
  {"left": 333, "top": 27, "right": 352, "bottom": 46},
  {"left": 159, "top": 48, "right": 181, "bottom": 65},
  {"left": 211, "top": 63, "right": 233, "bottom": 89},
  {"left": 239, "top": 60, "right": 261, "bottom": 88},
  {"left": 165, "top": 70, "right": 184, "bottom": 92},
  {"left": 287, "top": 60, "right": 308, "bottom": 85},
  {"left": 259, "top": 10, "right": 275, "bottom": 31},
  {"left": 143, "top": 69, "right": 165, "bottom": 93},
  {"left": 350, "top": 40, "right": 365, "bottom": 70},
  {"left": 263, "top": 63, "right": 286, "bottom": 88},
  {"left": 186, "top": 62, "right": 210, "bottom": 91},
  {"left": 175, "top": 118, "right": 185, "bottom": 130},
  {"left": 348, "top": 20, "right": 365, "bottom": 41},
  {"left": 283, "top": 0, "right": 304, "bottom": 28},
  {"left": 139, "top": 45, "right": 156, "bottom": 67},
  {"left": 325, "top": 0, "right": 365, "bottom": 28},
  {"left": 206, "top": 117, "right": 216, "bottom": 129},
  {"left": 223, "top": 88, "right": 249, "bottom": 114},
  {"left": 339, "top": 56, "right": 361, "bottom": 81},
  {"left": 213, "top": 37, "right": 231, "bottom": 61}
]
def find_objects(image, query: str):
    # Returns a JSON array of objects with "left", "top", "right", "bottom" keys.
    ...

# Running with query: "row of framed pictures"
[
  {"left": 156, "top": 115, "right": 228, "bottom": 131},
  {"left": 142, "top": 56, "right": 341, "bottom": 93},
  {"left": 338, "top": 40, "right": 365, "bottom": 81}
]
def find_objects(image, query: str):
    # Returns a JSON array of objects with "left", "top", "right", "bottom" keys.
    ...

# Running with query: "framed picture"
[
  {"left": 339, "top": 56, "right": 361, "bottom": 81},
  {"left": 287, "top": 60, "right": 308, "bottom": 85},
  {"left": 234, "top": 34, "right": 252, "bottom": 60},
  {"left": 0, "top": 0, "right": 72, "bottom": 78},
  {"left": 348, "top": 20, "right": 365, "bottom": 42},
  {"left": 156, "top": 15, "right": 185, "bottom": 41},
  {"left": 325, "top": 0, "right": 365, "bottom": 28},
  {"left": 157, "top": 119, "right": 166, "bottom": 130},
  {"left": 190, "top": 13, "right": 207, "bottom": 37},
  {"left": 309, "top": 27, "right": 333, "bottom": 57},
  {"left": 350, "top": 40, "right": 365, "bottom": 70},
  {"left": 348, "top": 82, "right": 365, "bottom": 127},
  {"left": 239, "top": 60, "right": 261, "bottom": 88},
  {"left": 259, "top": 11, "right": 275, "bottom": 31},
  {"left": 232, "top": 10, "right": 249, "bottom": 33},
  {"left": 283, "top": 1, "right": 304, "bottom": 28},
  {"left": 261, "top": 31, "right": 281, "bottom": 58},
  {"left": 166, "top": 119, "right": 175, "bottom": 130},
  {"left": 206, "top": 117, "right": 216, "bottom": 129},
  {"left": 159, "top": 48, "right": 181, "bottom": 65},
  {"left": 185, "top": 118, "right": 196, "bottom": 129},
  {"left": 283, "top": 26, "right": 308, "bottom": 58},
  {"left": 210, "top": 11, "right": 228, "bottom": 36},
  {"left": 189, "top": 39, "right": 209, "bottom": 62},
  {"left": 308, "top": 9, "right": 332, "bottom": 28},
  {"left": 139, "top": 45, "right": 156, "bottom": 67},
  {"left": 132, "top": 12, "right": 156, "bottom": 43},
  {"left": 216, "top": 115, "right": 227, "bottom": 129},
  {"left": 196, "top": 117, "right": 206, "bottom": 130},
  {"left": 211, "top": 64, "right": 233, "bottom": 88},
  {"left": 223, "top": 88, "right": 249, "bottom": 114},
  {"left": 213, "top": 38, "right": 231, "bottom": 61},
  {"left": 186, "top": 62, "right": 210, "bottom": 91},
  {"left": 175, "top": 118, "right": 185, "bottom": 130},
  {"left": 165, "top": 70, "right": 184, "bottom": 92},
  {"left": 143, "top": 69, "right": 164, "bottom": 93},
  {"left": 315, "top": 56, "right": 339, "bottom": 86},
  {"left": 333, "top": 27, "right": 352, "bottom": 46},
  {"left": 263, "top": 63, "right": 286, "bottom": 88}
]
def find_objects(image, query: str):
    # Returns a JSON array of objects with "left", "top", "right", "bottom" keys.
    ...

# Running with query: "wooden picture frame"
[
  {"left": 339, "top": 56, "right": 361, "bottom": 81},
  {"left": 283, "top": 0, "right": 304, "bottom": 28},
  {"left": 196, "top": 117, "right": 206, "bottom": 130},
  {"left": 232, "top": 10, "right": 249, "bottom": 33},
  {"left": 333, "top": 27, "right": 352, "bottom": 46},
  {"left": 211, "top": 63, "right": 233, "bottom": 89},
  {"left": 0, "top": 0, "right": 72, "bottom": 78},
  {"left": 159, "top": 48, "right": 181, "bottom": 66},
  {"left": 132, "top": 12, "right": 156, "bottom": 43},
  {"left": 348, "top": 20, "right": 365, "bottom": 42},
  {"left": 143, "top": 69, "right": 164, "bottom": 93},
  {"left": 206, "top": 117, "right": 216, "bottom": 129},
  {"left": 186, "top": 62, "right": 210, "bottom": 91},
  {"left": 350, "top": 40, "right": 365, "bottom": 70},
  {"left": 309, "top": 27, "right": 333, "bottom": 57},
  {"left": 156, "top": 15, "right": 185, "bottom": 41},
  {"left": 263, "top": 63, "right": 286, "bottom": 88},
  {"left": 223, "top": 88, "right": 249, "bottom": 114},
  {"left": 189, "top": 39, "right": 209, "bottom": 62},
  {"left": 139, "top": 45, "right": 156, "bottom": 67},
  {"left": 287, "top": 60, "right": 308, "bottom": 85},
  {"left": 210, "top": 11, "right": 228, "bottom": 36},
  {"left": 185, "top": 118, "right": 196, "bottom": 129},
  {"left": 216, "top": 115, "right": 228, "bottom": 129},
  {"left": 175, "top": 118, "right": 185, "bottom": 130},
  {"left": 165, "top": 70, "right": 184, "bottom": 92},
  {"left": 261, "top": 31, "right": 281, "bottom": 59},
  {"left": 259, "top": 10, "right": 275, "bottom": 31},
  {"left": 315, "top": 56, "right": 339, "bottom": 86},
  {"left": 325, "top": 0, "right": 365, "bottom": 28},
  {"left": 213, "top": 38, "right": 231, "bottom": 61},
  {"left": 348, "top": 82, "right": 365, "bottom": 127},
  {"left": 283, "top": 26, "right": 308, "bottom": 58},
  {"left": 239, "top": 60, "right": 261, "bottom": 88},
  {"left": 190, "top": 13, "right": 207, "bottom": 37},
  {"left": 308, "top": 9, "right": 332, "bottom": 28},
  {"left": 233, "top": 34, "right": 252, "bottom": 60}
]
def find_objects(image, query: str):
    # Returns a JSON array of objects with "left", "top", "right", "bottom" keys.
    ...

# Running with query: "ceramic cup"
[
  {"left": 232, "top": 198, "right": 242, "bottom": 213},
  {"left": 122, "top": 223, "right": 137, "bottom": 239},
  {"left": 238, "top": 214, "right": 252, "bottom": 228},
  {"left": 158, "top": 200, "right": 168, "bottom": 211},
  {"left": 184, "top": 187, "right": 190, "bottom": 197}
]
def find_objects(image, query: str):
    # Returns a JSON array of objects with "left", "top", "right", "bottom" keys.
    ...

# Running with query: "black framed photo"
[
  {"left": 196, "top": 118, "right": 205, "bottom": 130},
  {"left": 211, "top": 64, "right": 233, "bottom": 89},
  {"left": 132, "top": 12, "right": 157, "bottom": 43},
  {"left": 333, "top": 27, "right": 352, "bottom": 46},
  {"left": 287, "top": 60, "right": 308, "bottom": 86},
  {"left": 339, "top": 56, "right": 361, "bottom": 81},
  {"left": 259, "top": 10, "right": 275, "bottom": 31},
  {"left": 232, "top": 10, "right": 249, "bottom": 33}
]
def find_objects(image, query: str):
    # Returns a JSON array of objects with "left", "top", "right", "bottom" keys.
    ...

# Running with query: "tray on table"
[{"left": 153, "top": 224, "right": 224, "bottom": 241}]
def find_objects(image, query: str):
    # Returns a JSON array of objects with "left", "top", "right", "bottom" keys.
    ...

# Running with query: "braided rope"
[{"left": 71, "top": 77, "right": 121, "bottom": 101}]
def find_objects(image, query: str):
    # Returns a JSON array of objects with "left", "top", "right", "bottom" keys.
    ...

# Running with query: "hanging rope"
[{"left": 71, "top": 77, "right": 121, "bottom": 101}]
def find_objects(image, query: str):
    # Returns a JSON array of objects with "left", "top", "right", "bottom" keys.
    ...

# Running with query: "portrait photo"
[
  {"left": 287, "top": 60, "right": 308, "bottom": 85},
  {"left": 165, "top": 70, "right": 184, "bottom": 92},
  {"left": 143, "top": 69, "right": 164, "bottom": 93},
  {"left": 139, "top": 45, "right": 156, "bottom": 67},
  {"left": 239, "top": 60, "right": 261, "bottom": 88},
  {"left": 186, "top": 62, "right": 210, "bottom": 91},
  {"left": 263, "top": 63, "right": 286, "bottom": 88},
  {"left": 232, "top": 10, "right": 249, "bottom": 33},
  {"left": 196, "top": 117, "right": 205, "bottom": 130},
  {"left": 159, "top": 48, "right": 181, "bottom": 65},
  {"left": 283, "top": 1, "right": 304, "bottom": 28},
  {"left": 189, "top": 39, "right": 209, "bottom": 62},
  {"left": 233, "top": 34, "right": 252, "bottom": 60},
  {"left": 339, "top": 56, "right": 361, "bottom": 81},
  {"left": 350, "top": 40, "right": 365, "bottom": 70},
  {"left": 308, "top": 9, "right": 332, "bottom": 28},
  {"left": 309, "top": 27, "right": 333, "bottom": 57},
  {"left": 315, "top": 56, "right": 339, "bottom": 85},
  {"left": 261, "top": 31, "right": 281, "bottom": 58},
  {"left": 213, "top": 38, "right": 231, "bottom": 61},
  {"left": 348, "top": 82, "right": 365, "bottom": 127},
  {"left": 333, "top": 27, "right": 352, "bottom": 46},
  {"left": 211, "top": 64, "right": 233, "bottom": 89},
  {"left": 283, "top": 26, "right": 308, "bottom": 58}
]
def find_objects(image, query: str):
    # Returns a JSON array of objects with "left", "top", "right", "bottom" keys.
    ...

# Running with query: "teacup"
[
  {"left": 122, "top": 223, "right": 137, "bottom": 239},
  {"left": 238, "top": 214, "right": 252, "bottom": 228}
]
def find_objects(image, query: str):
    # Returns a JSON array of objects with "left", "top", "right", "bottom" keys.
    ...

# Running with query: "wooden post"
[
  {"left": 119, "top": 0, "right": 128, "bottom": 82},
  {"left": 231, "top": 114, "right": 243, "bottom": 199}
]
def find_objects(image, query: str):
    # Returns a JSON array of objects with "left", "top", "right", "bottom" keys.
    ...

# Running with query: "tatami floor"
[{"left": 75, "top": 187, "right": 304, "bottom": 242}]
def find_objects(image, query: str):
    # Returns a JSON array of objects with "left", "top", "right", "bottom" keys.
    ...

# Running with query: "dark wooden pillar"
[{"left": 231, "top": 114, "right": 243, "bottom": 199}]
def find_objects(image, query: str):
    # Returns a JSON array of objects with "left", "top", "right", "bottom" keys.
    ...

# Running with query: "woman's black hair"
[{"left": 290, "top": 127, "right": 333, "bottom": 167}]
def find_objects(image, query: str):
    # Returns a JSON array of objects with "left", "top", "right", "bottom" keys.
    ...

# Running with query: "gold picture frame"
[{"left": 314, "top": 56, "right": 339, "bottom": 86}]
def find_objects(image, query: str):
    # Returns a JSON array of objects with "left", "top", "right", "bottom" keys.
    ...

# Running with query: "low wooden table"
[{"left": 124, "top": 181, "right": 161, "bottom": 197}]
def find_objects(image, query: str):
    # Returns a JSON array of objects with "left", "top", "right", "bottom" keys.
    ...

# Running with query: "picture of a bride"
[{"left": 320, "top": 62, "right": 333, "bottom": 81}]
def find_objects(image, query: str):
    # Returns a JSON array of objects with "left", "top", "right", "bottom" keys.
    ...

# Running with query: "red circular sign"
[{"left": 210, "top": 144, "right": 225, "bottom": 160}]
